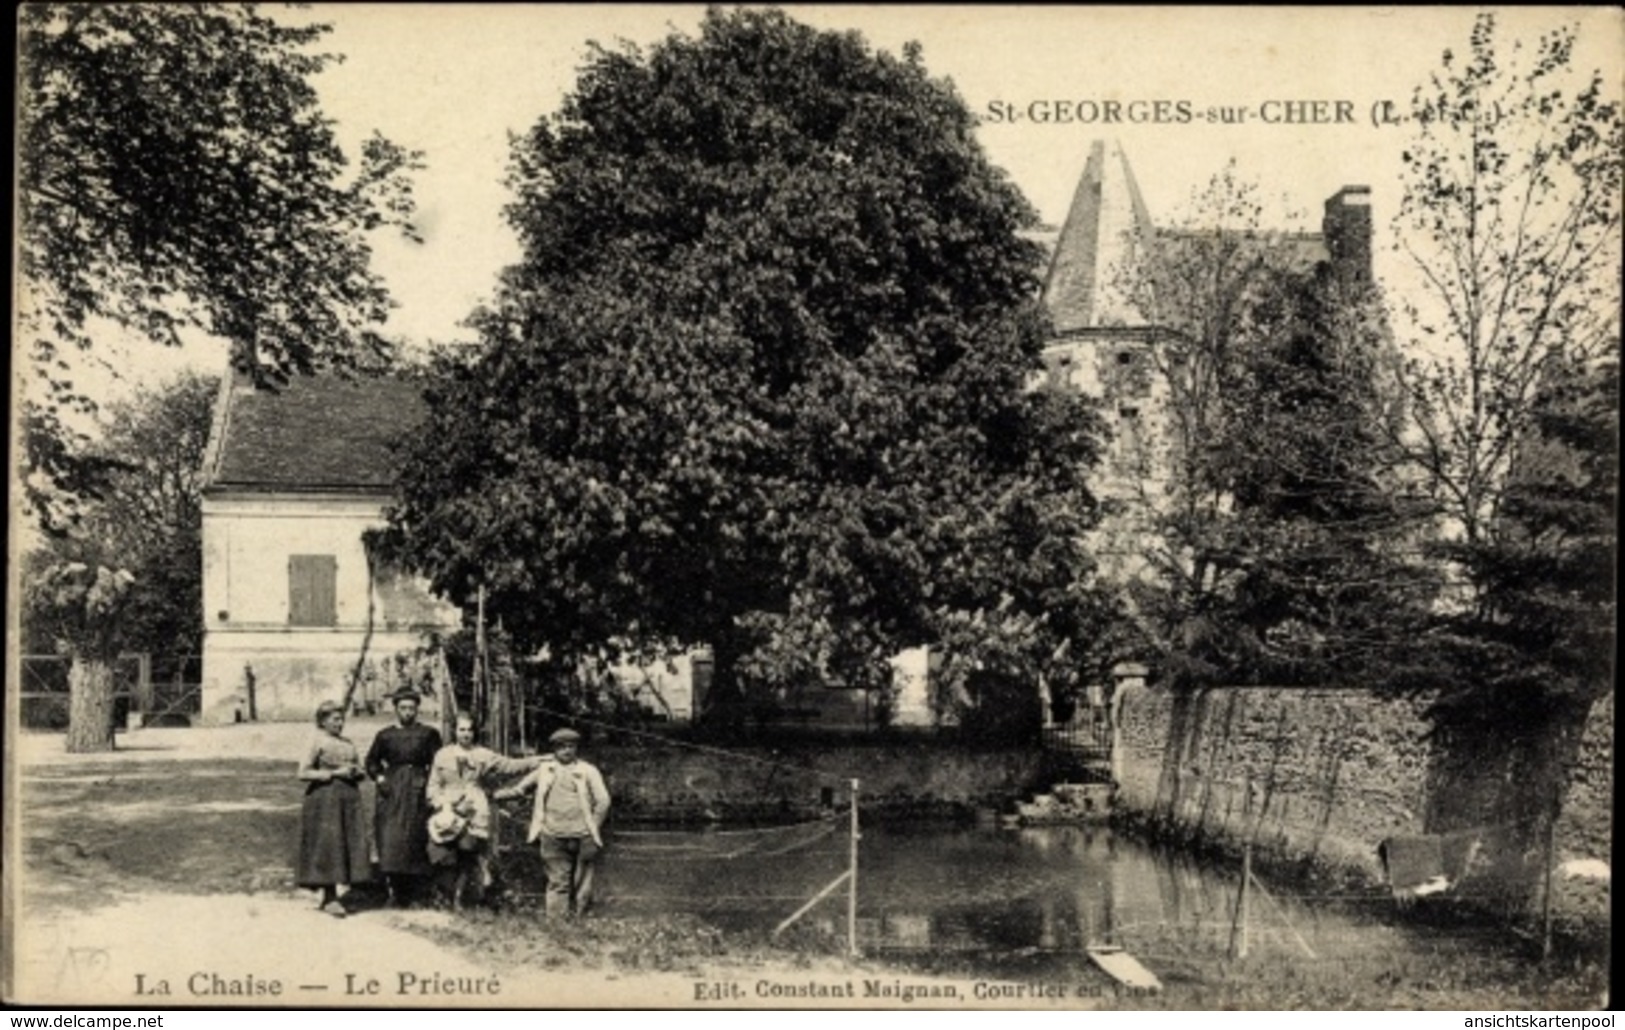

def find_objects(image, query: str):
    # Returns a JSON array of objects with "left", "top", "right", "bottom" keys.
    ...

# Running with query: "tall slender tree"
[
  {"left": 1387, "top": 15, "right": 1617, "bottom": 872},
  {"left": 1391, "top": 13, "right": 1620, "bottom": 555}
]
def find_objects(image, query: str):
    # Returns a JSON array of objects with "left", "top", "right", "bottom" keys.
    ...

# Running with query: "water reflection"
[{"left": 596, "top": 821, "right": 1335, "bottom": 965}]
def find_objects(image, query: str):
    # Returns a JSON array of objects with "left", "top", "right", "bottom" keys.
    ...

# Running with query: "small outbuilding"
[{"left": 197, "top": 373, "right": 460, "bottom": 723}]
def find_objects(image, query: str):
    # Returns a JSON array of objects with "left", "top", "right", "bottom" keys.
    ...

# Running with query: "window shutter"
[{"left": 289, "top": 555, "right": 338, "bottom": 627}]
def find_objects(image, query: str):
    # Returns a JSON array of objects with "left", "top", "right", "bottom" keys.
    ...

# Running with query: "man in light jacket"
[{"left": 494, "top": 727, "right": 610, "bottom": 918}]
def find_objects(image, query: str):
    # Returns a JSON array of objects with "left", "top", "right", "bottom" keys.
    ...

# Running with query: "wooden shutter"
[{"left": 288, "top": 555, "right": 338, "bottom": 626}]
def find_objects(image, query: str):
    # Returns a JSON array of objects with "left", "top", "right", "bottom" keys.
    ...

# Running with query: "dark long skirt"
[
  {"left": 296, "top": 779, "right": 372, "bottom": 888},
  {"left": 376, "top": 766, "right": 433, "bottom": 876}
]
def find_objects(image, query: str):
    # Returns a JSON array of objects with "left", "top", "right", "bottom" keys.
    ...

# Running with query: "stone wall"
[
  {"left": 1115, "top": 684, "right": 1612, "bottom": 929},
  {"left": 1550, "top": 692, "right": 1613, "bottom": 929},
  {"left": 593, "top": 739, "right": 1047, "bottom": 823},
  {"left": 1116, "top": 686, "right": 1431, "bottom": 878}
]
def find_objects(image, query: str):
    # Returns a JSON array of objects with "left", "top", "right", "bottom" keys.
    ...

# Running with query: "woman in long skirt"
[
  {"left": 365, "top": 687, "right": 442, "bottom": 905},
  {"left": 296, "top": 700, "right": 371, "bottom": 916}
]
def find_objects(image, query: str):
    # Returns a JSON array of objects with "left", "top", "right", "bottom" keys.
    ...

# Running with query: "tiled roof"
[{"left": 207, "top": 374, "right": 427, "bottom": 492}]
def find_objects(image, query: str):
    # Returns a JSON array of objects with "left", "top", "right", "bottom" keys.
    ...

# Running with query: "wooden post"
[
  {"left": 437, "top": 650, "right": 458, "bottom": 746},
  {"left": 1241, "top": 844, "right": 1251, "bottom": 959},
  {"left": 1541, "top": 798, "right": 1559, "bottom": 960},
  {"left": 1228, "top": 843, "right": 1251, "bottom": 960},
  {"left": 1251, "top": 866, "right": 1318, "bottom": 959},
  {"left": 1109, "top": 679, "right": 1123, "bottom": 786},
  {"left": 517, "top": 678, "right": 528, "bottom": 753},
  {"left": 848, "top": 778, "right": 861, "bottom": 958},
  {"left": 474, "top": 584, "right": 487, "bottom": 742},
  {"left": 772, "top": 870, "right": 852, "bottom": 938}
]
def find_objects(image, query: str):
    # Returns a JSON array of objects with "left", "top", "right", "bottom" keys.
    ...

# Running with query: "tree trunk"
[
  {"left": 698, "top": 632, "right": 749, "bottom": 739},
  {"left": 67, "top": 655, "right": 118, "bottom": 753}
]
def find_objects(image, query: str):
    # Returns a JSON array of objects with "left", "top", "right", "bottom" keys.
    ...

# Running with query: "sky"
[{"left": 17, "top": 4, "right": 1625, "bottom": 400}]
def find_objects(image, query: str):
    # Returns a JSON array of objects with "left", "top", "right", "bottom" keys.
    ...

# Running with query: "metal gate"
[{"left": 18, "top": 653, "right": 201, "bottom": 729}]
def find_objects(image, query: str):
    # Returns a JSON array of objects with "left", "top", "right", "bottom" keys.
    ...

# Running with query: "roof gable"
[
  {"left": 1040, "top": 142, "right": 1359, "bottom": 333},
  {"left": 205, "top": 374, "right": 427, "bottom": 493}
]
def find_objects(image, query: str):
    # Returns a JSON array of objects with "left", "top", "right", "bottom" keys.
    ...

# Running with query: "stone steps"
[{"left": 1016, "top": 781, "right": 1116, "bottom": 824}]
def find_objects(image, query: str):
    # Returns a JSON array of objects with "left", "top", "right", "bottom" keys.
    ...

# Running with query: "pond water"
[{"left": 578, "top": 819, "right": 1401, "bottom": 981}]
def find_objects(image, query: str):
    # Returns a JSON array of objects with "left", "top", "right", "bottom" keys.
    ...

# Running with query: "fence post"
[
  {"left": 1228, "top": 843, "right": 1251, "bottom": 960},
  {"left": 1542, "top": 795, "right": 1559, "bottom": 960},
  {"left": 848, "top": 778, "right": 861, "bottom": 958}
]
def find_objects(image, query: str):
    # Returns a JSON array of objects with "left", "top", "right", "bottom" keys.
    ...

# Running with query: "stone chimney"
[{"left": 1322, "top": 186, "right": 1372, "bottom": 286}]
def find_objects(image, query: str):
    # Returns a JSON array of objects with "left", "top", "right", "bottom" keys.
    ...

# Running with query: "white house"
[{"left": 197, "top": 373, "right": 461, "bottom": 723}]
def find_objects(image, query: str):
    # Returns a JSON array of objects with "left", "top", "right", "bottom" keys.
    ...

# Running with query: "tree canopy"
[
  {"left": 1436, "top": 356, "right": 1617, "bottom": 720},
  {"left": 1116, "top": 169, "right": 1437, "bottom": 689},
  {"left": 23, "top": 371, "right": 219, "bottom": 658},
  {"left": 18, "top": 3, "right": 421, "bottom": 529},
  {"left": 1388, "top": 14, "right": 1620, "bottom": 714},
  {"left": 385, "top": 8, "right": 1116, "bottom": 724}
]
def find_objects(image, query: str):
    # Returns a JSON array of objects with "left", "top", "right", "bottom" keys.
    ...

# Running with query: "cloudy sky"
[{"left": 22, "top": 5, "right": 1625, "bottom": 394}]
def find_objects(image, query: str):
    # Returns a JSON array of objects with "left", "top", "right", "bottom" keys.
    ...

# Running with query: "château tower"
[{"left": 1035, "top": 140, "right": 1374, "bottom": 586}]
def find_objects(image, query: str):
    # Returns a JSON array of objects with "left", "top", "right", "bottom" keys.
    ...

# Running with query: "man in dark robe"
[{"left": 365, "top": 687, "right": 442, "bottom": 905}]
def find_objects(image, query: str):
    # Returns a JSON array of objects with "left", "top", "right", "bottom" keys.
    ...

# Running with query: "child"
[{"left": 426, "top": 713, "right": 545, "bottom": 909}]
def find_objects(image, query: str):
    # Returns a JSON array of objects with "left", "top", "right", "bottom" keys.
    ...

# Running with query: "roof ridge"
[{"left": 199, "top": 373, "right": 239, "bottom": 490}]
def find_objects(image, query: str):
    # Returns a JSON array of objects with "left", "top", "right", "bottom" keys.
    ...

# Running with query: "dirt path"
[
  {"left": 11, "top": 723, "right": 1010, "bottom": 1009},
  {"left": 19, "top": 892, "right": 510, "bottom": 1006},
  {"left": 15, "top": 718, "right": 394, "bottom": 767}
]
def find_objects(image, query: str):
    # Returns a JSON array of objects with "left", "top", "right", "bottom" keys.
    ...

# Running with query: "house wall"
[
  {"left": 609, "top": 654, "right": 698, "bottom": 722},
  {"left": 200, "top": 492, "right": 460, "bottom": 723},
  {"left": 1043, "top": 332, "right": 1171, "bottom": 585}
]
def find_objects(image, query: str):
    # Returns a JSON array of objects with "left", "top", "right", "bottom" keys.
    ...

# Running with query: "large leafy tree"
[
  {"left": 18, "top": 3, "right": 422, "bottom": 530},
  {"left": 22, "top": 372, "right": 219, "bottom": 751},
  {"left": 387, "top": 8, "right": 1116, "bottom": 730}
]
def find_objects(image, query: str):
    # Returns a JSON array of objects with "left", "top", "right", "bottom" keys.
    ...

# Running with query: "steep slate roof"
[
  {"left": 1041, "top": 140, "right": 1338, "bottom": 333},
  {"left": 205, "top": 374, "right": 427, "bottom": 492},
  {"left": 1043, "top": 140, "right": 1156, "bottom": 333}
]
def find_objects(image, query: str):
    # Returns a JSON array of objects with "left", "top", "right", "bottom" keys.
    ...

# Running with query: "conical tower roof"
[{"left": 1042, "top": 140, "right": 1154, "bottom": 333}]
